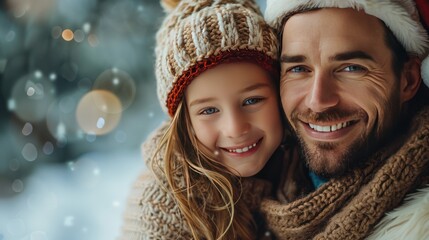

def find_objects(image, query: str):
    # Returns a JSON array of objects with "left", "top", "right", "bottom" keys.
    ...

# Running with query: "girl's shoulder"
[{"left": 118, "top": 170, "right": 192, "bottom": 240}]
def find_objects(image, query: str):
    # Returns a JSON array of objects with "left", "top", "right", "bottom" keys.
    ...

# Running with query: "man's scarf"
[{"left": 261, "top": 106, "right": 429, "bottom": 240}]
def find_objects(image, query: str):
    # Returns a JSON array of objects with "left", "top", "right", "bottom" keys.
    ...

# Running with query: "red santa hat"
[{"left": 264, "top": 0, "right": 429, "bottom": 88}]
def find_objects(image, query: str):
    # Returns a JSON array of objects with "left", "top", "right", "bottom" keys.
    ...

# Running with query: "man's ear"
[{"left": 400, "top": 57, "right": 422, "bottom": 103}]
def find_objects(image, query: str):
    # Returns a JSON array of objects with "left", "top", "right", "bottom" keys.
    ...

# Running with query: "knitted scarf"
[{"left": 261, "top": 106, "right": 429, "bottom": 240}]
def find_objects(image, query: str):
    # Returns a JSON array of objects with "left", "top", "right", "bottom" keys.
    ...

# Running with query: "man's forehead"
[
  {"left": 280, "top": 8, "right": 386, "bottom": 53},
  {"left": 282, "top": 7, "right": 383, "bottom": 30}
]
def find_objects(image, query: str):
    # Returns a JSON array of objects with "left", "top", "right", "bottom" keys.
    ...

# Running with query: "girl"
[{"left": 119, "top": 0, "right": 284, "bottom": 239}]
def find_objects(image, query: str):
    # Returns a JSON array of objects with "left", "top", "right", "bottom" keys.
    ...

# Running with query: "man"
[{"left": 261, "top": 0, "right": 429, "bottom": 239}]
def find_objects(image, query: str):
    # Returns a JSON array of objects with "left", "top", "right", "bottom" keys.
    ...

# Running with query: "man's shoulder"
[{"left": 368, "top": 184, "right": 429, "bottom": 240}]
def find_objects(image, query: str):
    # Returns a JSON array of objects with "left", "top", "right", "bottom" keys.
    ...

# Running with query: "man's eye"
[
  {"left": 289, "top": 66, "right": 308, "bottom": 73},
  {"left": 200, "top": 107, "right": 218, "bottom": 115},
  {"left": 343, "top": 65, "right": 366, "bottom": 72},
  {"left": 243, "top": 97, "right": 263, "bottom": 106}
]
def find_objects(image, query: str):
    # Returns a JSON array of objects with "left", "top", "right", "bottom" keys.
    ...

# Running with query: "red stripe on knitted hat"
[
  {"left": 166, "top": 49, "right": 277, "bottom": 116},
  {"left": 416, "top": 0, "right": 429, "bottom": 31}
]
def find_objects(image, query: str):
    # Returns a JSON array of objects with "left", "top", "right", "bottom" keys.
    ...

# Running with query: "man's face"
[{"left": 280, "top": 8, "right": 405, "bottom": 177}]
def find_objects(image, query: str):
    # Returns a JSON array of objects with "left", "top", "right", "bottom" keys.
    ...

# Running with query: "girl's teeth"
[
  {"left": 228, "top": 143, "right": 257, "bottom": 153},
  {"left": 309, "top": 121, "right": 351, "bottom": 132}
]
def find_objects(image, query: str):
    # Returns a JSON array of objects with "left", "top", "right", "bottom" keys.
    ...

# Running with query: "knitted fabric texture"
[
  {"left": 261, "top": 106, "right": 429, "bottom": 240},
  {"left": 155, "top": 0, "right": 278, "bottom": 116},
  {"left": 117, "top": 171, "right": 193, "bottom": 240},
  {"left": 117, "top": 121, "right": 273, "bottom": 239}
]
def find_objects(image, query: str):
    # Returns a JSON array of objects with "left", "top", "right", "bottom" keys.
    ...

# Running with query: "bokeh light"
[
  {"left": 9, "top": 72, "right": 56, "bottom": 122},
  {"left": 87, "top": 34, "right": 99, "bottom": 47},
  {"left": 7, "top": 0, "right": 29, "bottom": 18},
  {"left": 74, "top": 29, "right": 85, "bottom": 43},
  {"left": 82, "top": 23, "right": 91, "bottom": 33},
  {"left": 62, "top": 29, "right": 74, "bottom": 41},
  {"left": 7, "top": 0, "right": 56, "bottom": 21},
  {"left": 46, "top": 90, "right": 86, "bottom": 143},
  {"left": 43, "top": 141, "right": 54, "bottom": 155},
  {"left": 9, "top": 159, "right": 20, "bottom": 171},
  {"left": 49, "top": 73, "right": 57, "bottom": 81},
  {"left": 22, "top": 123, "right": 33, "bottom": 136},
  {"left": 76, "top": 90, "right": 122, "bottom": 135},
  {"left": 67, "top": 161, "right": 75, "bottom": 171},
  {"left": 5, "top": 30, "right": 16, "bottom": 42},
  {"left": 93, "top": 68, "right": 136, "bottom": 112},
  {"left": 12, "top": 179, "right": 24, "bottom": 193},
  {"left": 22, "top": 143, "right": 38, "bottom": 162}
]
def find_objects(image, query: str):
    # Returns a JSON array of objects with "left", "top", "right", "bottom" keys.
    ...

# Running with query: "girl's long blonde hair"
[{"left": 150, "top": 101, "right": 256, "bottom": 240}]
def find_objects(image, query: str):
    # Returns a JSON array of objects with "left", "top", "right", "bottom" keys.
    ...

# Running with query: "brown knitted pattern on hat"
[
  {"left": 155, "top": 0, "right": 278, "bottom": 116},
  {"left": 166, "top": 49, "right": 277, "bottom": 116},
  {"left": 261, "top": 106, "right": 429, "bottom": 240}
]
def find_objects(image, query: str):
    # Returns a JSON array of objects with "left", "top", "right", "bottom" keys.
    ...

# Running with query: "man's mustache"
[{"left": 290, "top": 108, "right": 366, "bottom": 123}]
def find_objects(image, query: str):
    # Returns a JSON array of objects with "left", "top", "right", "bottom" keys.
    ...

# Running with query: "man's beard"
[
  {"left": 290, "top": 103, "right": 399, "bottom": 179},
  {"left": 295, "top": 127, "right": 374, "bottom": 178}
]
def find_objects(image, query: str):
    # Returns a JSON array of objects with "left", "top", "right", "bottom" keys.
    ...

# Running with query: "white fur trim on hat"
[{"left": 265, "top": 0, "right": 429, "bottom": 57}]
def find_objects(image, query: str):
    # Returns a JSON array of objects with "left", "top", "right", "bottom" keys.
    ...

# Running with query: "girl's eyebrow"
[
  {"left": 189, "top": 83, "right": 270, "bottom": 107},
  {"left": 240, "top": 82, "right": 271, "bottom": 93},
  {"left": 189, "top": 97, "right": 216, "bottom": 107}
]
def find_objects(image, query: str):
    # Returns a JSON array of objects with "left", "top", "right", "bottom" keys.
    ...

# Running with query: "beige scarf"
[{"left": 261, "top": 106, "right": 429, "bottom": 240}]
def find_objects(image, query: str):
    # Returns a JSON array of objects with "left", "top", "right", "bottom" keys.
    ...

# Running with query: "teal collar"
[{"left": 309, "top": 171, "right": 328, "bottom": 189}]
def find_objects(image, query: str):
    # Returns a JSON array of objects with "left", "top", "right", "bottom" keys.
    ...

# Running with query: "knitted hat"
[
  {"left": 264, "top": 0, "right": 429, "bottom": 88},
  {"left": 155, "top": 0, "right": 278, "bottom": 116}
]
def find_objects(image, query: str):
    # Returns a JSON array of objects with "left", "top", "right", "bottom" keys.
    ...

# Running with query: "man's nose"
[{"left": 305, "top": 71, "right": 340, "bottom": 112}]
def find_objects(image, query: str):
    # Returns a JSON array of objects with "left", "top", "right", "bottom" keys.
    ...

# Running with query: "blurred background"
[{"left": 0, "top": 0, "right": 266, "bottom": 239}]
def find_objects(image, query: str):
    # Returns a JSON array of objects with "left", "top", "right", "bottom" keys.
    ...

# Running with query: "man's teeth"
[
  {"left": 309, "top": 122, "right": 350, "bottom": 132},
  {"left": 228, "top": 143, "right": 257, "bottom": 153}
]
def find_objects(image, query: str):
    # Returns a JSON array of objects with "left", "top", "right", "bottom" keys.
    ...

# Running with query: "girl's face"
[{"left": 185, "top": 62, "right": 283, "bottom": 177}]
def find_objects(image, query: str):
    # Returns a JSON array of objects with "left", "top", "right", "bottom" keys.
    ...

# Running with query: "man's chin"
[
  {"left": 299, "top": 139, "right": 370, "bottom": 179},
  {"left": 304, "top": 150, "right": 350, "bottom": 178},
  {"left": 307, "top": 157, "right": 349, "bottom": 178}
]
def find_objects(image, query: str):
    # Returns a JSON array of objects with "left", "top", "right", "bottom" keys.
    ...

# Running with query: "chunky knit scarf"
[{"left": 261, "top": 106, "right": 429, "bottom": 240}]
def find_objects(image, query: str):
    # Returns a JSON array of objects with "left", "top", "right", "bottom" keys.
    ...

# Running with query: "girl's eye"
[
  {"left": 243, "top": 97, "right": 263, "bottom": 106},
  {"left": 200, "top": 107, "right": 219, "bottom": 115},
  {"left": 342, "top": 65, "right": 366, "bottom": 72}
]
